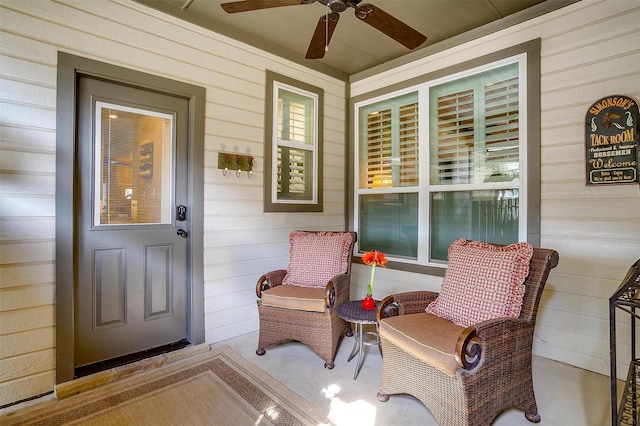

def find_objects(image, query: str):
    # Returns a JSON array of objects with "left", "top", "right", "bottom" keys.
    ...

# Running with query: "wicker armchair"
[
  {"left": 376, "top": 244, "right": 559, "bottom": 426},
  {"left": 255, "top": 231, "right": 357, "bottom": 369}
]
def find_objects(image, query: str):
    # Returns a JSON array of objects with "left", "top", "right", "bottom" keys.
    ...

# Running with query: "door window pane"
[{"left": 94, "top": 102, "right": 174, "bottom": 225}]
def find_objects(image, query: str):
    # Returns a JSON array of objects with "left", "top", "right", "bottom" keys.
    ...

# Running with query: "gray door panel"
[{"left": 75, "top": 76, "right": 189, "bottom": 367}]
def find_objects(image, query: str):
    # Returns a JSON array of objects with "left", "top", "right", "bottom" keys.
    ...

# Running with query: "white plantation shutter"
[
  {"left": 362, "top": 95, "right": 419, "bottom": 189},
  {"left": 399, "top": 102, "right": 419, "bottom": 186},
  {"left": 435, "top": 89, "right": 474, "bottom": 183},
  {"left": 484, "top": 76, "right": 519, "bottom": 173},
  {"left": 365, "top": 108, "right": 392, "bottom": 188},
  {"left": 277, "top": 147, "right": 308, "bottom": 195}
]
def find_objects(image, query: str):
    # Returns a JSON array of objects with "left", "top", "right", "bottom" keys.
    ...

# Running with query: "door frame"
[{"left": 55, "top": 52, "right": 205, "bottom": 384}]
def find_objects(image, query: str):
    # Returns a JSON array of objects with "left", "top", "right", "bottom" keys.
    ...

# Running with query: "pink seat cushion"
[
  {"left": 282, "top": 231, "right": 354, "bottom": 288},
  {"left": 426, "top": 238, "right": 534, "bottom": 327}
]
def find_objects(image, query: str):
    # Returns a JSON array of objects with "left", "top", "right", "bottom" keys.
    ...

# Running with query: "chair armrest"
[
  {"left": 376, "top": 290, "right": 439, "bottom": 321},
  {"left": 256, "top": 269, "right": 287, "bottom": 298},
  {"left": 325, "top": 273, "right": 350, "bottom": 308},
  {"left": 455, "top": 316, "right": 533, "bottom": 371}
]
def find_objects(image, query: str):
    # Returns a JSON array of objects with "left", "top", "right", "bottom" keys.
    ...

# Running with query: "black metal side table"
[{"left": 337, "top": 300, "right": 382, "bottom": 380}]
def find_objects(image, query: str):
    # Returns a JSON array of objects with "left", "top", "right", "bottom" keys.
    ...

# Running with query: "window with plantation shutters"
[
  {"left": 355, "top": 58, "right": 528, "bottom": 265},
  {"left": 264, "top": 71, "right": 323, "bottom": 212},
  {"left": 272, "top": 83, "right": 318, "bottom": 203}
]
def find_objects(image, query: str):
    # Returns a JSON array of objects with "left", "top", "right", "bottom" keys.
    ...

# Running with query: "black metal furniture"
[
  {"left": 610, "top": 258, "right": 640, "bottom": 426},
  {"left": 337, "top": 300, "right": 381, "bottom": 379}
]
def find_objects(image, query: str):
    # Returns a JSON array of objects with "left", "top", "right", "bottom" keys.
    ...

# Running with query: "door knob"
[{"left": 177, "top": 229, "right": 188, "bottom": 238}]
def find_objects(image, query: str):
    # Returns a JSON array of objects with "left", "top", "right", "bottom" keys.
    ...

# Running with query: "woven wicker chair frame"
[
  {"left": 376, "top": 247, "right": 559, "bottom": 426},
  {"left": 255, "top": 231, "right": 357, "bottom": 369}
]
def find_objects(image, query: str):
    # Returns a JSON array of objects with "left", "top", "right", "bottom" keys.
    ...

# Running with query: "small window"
[{"left": 264, "top": 71, "right": 323, "bottom": 212}]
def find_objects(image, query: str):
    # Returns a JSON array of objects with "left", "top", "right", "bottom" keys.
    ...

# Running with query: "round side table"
[{"left": 337, "top": 300, "right": 382, "bottom": 380}]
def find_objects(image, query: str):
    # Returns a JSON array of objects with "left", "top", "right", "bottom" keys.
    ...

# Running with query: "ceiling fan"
[{"left": 220, "top": 0, "right": 427, "bottom": 59}]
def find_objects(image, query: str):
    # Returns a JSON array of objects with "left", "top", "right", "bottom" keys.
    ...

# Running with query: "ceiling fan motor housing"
[
  {"left": 329, "top": 0, "right": 347, "bottom": 12},
  {"left": 319, "top": 0, "right": 362, "bottom": 13}
]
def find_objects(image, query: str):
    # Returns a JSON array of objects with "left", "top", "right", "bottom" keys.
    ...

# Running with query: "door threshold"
[
  {"left": 74, "top": 339, "right": 190, "bottom": 379},
  {"left": 57, "top": 342, "right": 211, "bottom": 400}
]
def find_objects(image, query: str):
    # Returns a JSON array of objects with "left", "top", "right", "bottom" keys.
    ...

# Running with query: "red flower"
[
  {"left": 362, "top": 250, "right": 388, "bottom": 267},
  {"left": 362, "top": 250, "right": 387, "bottom": 297}
]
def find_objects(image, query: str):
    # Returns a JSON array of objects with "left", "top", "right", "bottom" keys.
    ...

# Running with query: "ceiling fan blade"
[
  {"left": 354, "top": 3, "right": 427, "bottom": 50},
  {"left": 221, "top": 0, "right": 314, "bottom": 14},
  {"left": 305, "top": 12, "right": 340, "bottom": 59}
]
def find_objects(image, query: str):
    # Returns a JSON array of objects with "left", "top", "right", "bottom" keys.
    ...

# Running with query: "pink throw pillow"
[
  {"left": 426, "top": 238, "right": 534, "bottom": 327},
  {"left": 282, "top": 231, "right": 353, "bottom": 288}
]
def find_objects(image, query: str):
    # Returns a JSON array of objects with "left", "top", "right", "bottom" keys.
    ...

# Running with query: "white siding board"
[
  {"left": 0, "top": 127, "right": 56, "bottom": 152},
  {"left": 205, "top": 304, "right": 257, "bottom": 331},
  {"left": 0, "top": 56, "right": 57, "bottom": 86},
  {"left": 0, "top": 327, "right": 54, "bottom": 359},
  {"left": 0, "top": 150, "right": 55, "bottom": 174},
  {"left": 537, "top": 305, "right": 628, "bottom": 342},
  {"left": 0, "top": 241, "right": 53, "bottom": 265},
  {"left": 0, "top": 263, "right": 54, "bottom": 289},
  {"left": 543, "top": 198, "right": 640, "bottom": 221},
  {"left": 533, "top": 338, "right": 611, "bottom": 377},
  {"left": 543, "top": 236, "right": 639, "bottom": 263},
  {"left": 543, "top": 218, "right": 639, "bottom": 242},
  {"left": 547, "top": 271, "right": 623, "bottom": 299},
  {"left": 202, "top": 214, "right": 323, "bottom": 232},
  {"left": 0, "top": 371, "right": 53, "bottom": 406},
  {"left": 0, "top": 349, "right": 54, "bottom": 382},
  {"left": 543, "top": 52, "right": 640, "bottom": 92},
  {"left": 0, "top": 173, "right": 55, "bottom": 197},
  {"left": 204, "top": 317, "right": 257, "bottom": 344},
  {"left": 0, "top": 283, "right": 54, "bottom": 312},
  {"left": 0, "top": 101, "right": 55, "bottom": 132},
  {"left": 0, "top": 305, "right": 54, "bottom": 335},
  {"left": 204, "top": 289, "right": 257, "bottom": 316},
  {"left": 203, "top": 243, "right": 287, "bottom": 266}
]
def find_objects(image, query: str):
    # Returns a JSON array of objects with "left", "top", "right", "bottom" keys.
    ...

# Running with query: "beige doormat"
[{"left": 1, "top": 345, "right": 331, "bottom": 425}]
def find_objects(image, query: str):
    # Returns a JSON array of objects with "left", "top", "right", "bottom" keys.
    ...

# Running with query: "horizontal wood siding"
[
  {"left": 350, "top": 0, "right": 640, "bottom": 379},
  {"left": 0, "top": 0, "right": 346, "bottom": 406}
]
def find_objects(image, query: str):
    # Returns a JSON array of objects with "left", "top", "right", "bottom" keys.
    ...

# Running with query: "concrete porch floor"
[
  {"left": 213, "top": 330, "right": 615, "bottom": 426},
  {"left": 1, "top": 329, "right": 616, "bottom": 425}
]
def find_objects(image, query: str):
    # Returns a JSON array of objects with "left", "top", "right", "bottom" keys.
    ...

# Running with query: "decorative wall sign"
[{"left": 585, "top": 95, "right": 639, "bottom": 185}]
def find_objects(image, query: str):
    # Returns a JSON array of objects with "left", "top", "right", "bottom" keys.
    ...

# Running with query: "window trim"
[
  {"left": 264, "top": 70, "right": 324, "bottom": 212},
  {"left": 348, "top": 39, "right": 541, "bottom": 275}
]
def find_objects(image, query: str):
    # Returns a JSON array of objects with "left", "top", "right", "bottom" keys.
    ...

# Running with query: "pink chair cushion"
[
  {"left": 426, "top": 238, "right": 534, "bottom": 327},
  {"left": 282, "top": 231, "right": 354, "bottom": 288}
]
